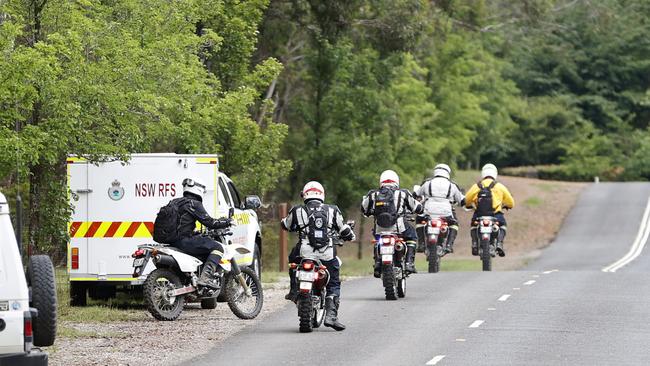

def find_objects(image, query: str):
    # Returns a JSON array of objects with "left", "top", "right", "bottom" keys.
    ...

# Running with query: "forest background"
[{"left": 0, "top": 0, "right": 648, "bottom": 255}]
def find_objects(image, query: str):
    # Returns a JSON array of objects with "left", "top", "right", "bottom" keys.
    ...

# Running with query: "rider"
[
  {"left": 168, "top": 178, "right": 233, "bottom": 286},
  {"left": 281, "top": 181, "right": 356, "bottom": 331},
  {"left": 464, "top": 164, "right": 515, "bottom": 257},
  {"left": 361, "top": 170, "right": 423, "bottom": 275},
  {"left": 416, "top": 164, "right": 465, "bottom": 254}
]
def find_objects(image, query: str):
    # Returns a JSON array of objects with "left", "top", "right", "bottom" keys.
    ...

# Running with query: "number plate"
[
  {"left": 381, "top": 254, "right": 393, "bottom": 263},
  {"left": 480, "top": 226, "right": 492, "bottom": 234},
  {"left": 380, "top": 246, "right": 394, "bottom": 255},
  {"left": 431, "top": 227, "right": 440, "bottom": 235},
  {"left": 132, "top": 258, "right": 145, "bottom": 267},
  {"left": 298, "top": 271, "right": 315, "bottom": 281},
  {"left": 299, "top": 281, "right": 313, "bottom": 291}
]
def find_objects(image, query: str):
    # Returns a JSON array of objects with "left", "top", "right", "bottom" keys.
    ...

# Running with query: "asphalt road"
[{"left": 183, "top": 183, "right": 650, "bottom": 366}]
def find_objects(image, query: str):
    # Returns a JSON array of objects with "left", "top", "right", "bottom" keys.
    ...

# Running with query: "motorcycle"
[
  {"left": 474, "top": 216, "right": 500, "bottom": 271},
  {"left": 132, "top": 209, "right": 263, "bottom": 321},
  {"left": 291, "top": 221, "right": 354, "bottom": 333},
  {"left": 415, "top": 214, "right": 449, "bottom": 273},
  {"left": 374, "top": 232, "right": 407, "bottom": 300}
]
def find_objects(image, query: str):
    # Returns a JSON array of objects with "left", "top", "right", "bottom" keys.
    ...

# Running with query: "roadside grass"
[{"left": 524, "top": 196, "right": 543, "bottom": 207}]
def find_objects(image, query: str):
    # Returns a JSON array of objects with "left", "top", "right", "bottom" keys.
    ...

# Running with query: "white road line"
[
  {"left": 487, "top": 307, "right": 496, "bottom": 311},
  {"left": 532, "top": 275, "right": 540, "bottom": 278},
  {"left": 426, "top": 355, "right": 446, "bottom": 365},
  {"left": 455, "top": 338, "right": 466, "bottom": 342},
  {"left": 498, "top": 294, "right": 511, "bottom": 301},
  {"left": 543, "top": 270, "right": 553, "bottom": 274},
  {"left": 469, "top": 320, "right": 484, "bottom": 328},
  {"left": 523, "top": 280, "right": 536, "bottom": 285},
  {"left": 513, "top": 287, "right": 521, "bottom": 290},
  {"left": 603, "top": 196, "right": 650, "bottom": 273}
]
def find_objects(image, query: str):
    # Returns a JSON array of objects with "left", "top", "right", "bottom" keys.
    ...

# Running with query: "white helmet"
[
  {"left": 301, "top": 181, "right": 325, "bottom": 202},
  {"left": 182, "top": 177, "right": 207, "bottom": 199},
  {"left": 481, "top": 163, "right": 498, "bottom": 180},
  {"left": 434, "top": 163, "right": 451, "bottom": 179},
  {"left": 379, "top": 170, "right": 400, "bottom": 187}
]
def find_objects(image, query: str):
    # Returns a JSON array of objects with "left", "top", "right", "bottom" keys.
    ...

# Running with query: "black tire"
[
  {"left": 427, "top": 243, "right": 440, "bottom": 274},
  {"left": 226, "top": 266, "right": 263, "bottom": 319},
  {"left": 200, "top": 297, "right": 218, "bottom": 309},
  {"left": 382, "top": 265, "right": 397, "bottom": 300},
  {"left": 144, "top": 269, "right": 185, "bottom": 321},
  {"left": 312, "top": 294, "right": 325, "bottom": 328},
  {"left": 69, "top": 281, "right": 87, "bottom": 307},
  {"left": 27, "top": 255, "right": 57, "bottom": 347},
  {"left": 481, "top": 239, "right": 492, "bottom": 271},
  {"left": 251, "top": 244, "right": 262, "bottom": 280},
  {"left": 298, "top": 295, "right": 313, "bottom": 333},
  {"left": 397, "top": 274, "right": 406, "bottom": 298}
]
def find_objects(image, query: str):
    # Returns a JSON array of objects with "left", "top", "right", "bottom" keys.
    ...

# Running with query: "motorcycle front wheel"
[
  {"left": 144, "top": 268, "right": 185, "bottom": 321},
  {"left": 225, "top": 266, "right": 263, "bottom": 319}
]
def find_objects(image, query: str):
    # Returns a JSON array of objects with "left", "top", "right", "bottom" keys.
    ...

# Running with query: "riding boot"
[
  {"left": 324, "top": 296, "right": 346, "bottom": 331},
  {"left": 405, "top": 243, "right": 417, "bottom": 273},
  {"left": 496, "top": 227, "right": 507, "bottom": 257},
  {"left": 285, "top": 269, "right": 298, "bottom": 301},
  {"left": 470, "top": 229, "right": 479, "bottom": 256},
  {"left": 198, "top": 252, "right": 222, "bottom": 288},
  {"left": 445, "top": 228, "right": 458, "bottom": 254}
]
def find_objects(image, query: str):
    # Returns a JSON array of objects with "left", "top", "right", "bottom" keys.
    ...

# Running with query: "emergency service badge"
[{"left": 108, "top": 180, "right": 125, "bottom": 201}]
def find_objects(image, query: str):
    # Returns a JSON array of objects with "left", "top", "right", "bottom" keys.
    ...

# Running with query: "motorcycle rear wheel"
[
  {"left": 144, "top": 269, "right": 185, "bottom": 321},
  {"left": 225, "top": 266, "right": 264, "bottom": 319},
  {"left": 298, "top": 295, "right": 313, "bottom": 333},
  {"left": 427, "top": 243, "right": 440, "bottom": 273},
  {"left": 382, "top": 265, "right": 397, "bottom": 300},
  {"left": 481, "top": 239, "right": 492, "bottom": 271}
]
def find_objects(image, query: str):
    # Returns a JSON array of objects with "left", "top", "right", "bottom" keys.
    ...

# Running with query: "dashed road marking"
[
  {"left": 469, "top": 320, "right": 484, "bottom": 328},
  {"left": 543, "top": 270, "right": 553, "bottom": 274},
  {"left": 532, "top": 275, "right": 540, "bottom": 278},
  {"left": 426, "top": 355, "right": 446, "bottom": 365},
  {"left": 487, "top": 307, "right": 496, "bottom": 311},
  {"left": 498, "top": 294, "right": 511, "bottom": 302},
  {"left": 455, "top": 338, "right": 466, "bottom": 342},
  {"left": 513, "top": 287, "right": 521, "bottom": 290},
  {"left": 523, "top": 280, "right": 536, "bottom": 286}
]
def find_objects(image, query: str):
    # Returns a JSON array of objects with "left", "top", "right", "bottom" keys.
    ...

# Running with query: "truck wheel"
[
  {"left": 200, "top": 297, "right": 218, "bottom": 309},
  {"left": 70, "top": 282, "right": 87, "bottom": 307},
  {"left": 28, "top": 255, "right": 57, "bottom": 347}
]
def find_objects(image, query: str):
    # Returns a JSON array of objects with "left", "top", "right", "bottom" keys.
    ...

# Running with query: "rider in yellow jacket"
[{"left": 465, "top": 164, "right": 515, "bottom": 257}]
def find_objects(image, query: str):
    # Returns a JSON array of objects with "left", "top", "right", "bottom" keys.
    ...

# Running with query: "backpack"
[
  {"left": 373, "top": 186, "right": 399, "bottom": 228},
  {"left": 305, "top": 203, "right": 330, "bottom": 249},
  {"left": 476, "top": 180, "right": 497, "bottom": 216},
  {"left": 153, "top": 198, "right": 186, "bottom": 243}
]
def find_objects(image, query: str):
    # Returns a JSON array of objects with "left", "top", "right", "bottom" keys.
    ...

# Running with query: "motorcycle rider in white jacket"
[
  {"left": 281, "top": 181, "right": 355, "bottom": 331},
  {"left": 361, "top": 170, "right": 423, "bottom": 275},
  {"left": 416, "top": 164, "right": 465, "bottom": 254}
]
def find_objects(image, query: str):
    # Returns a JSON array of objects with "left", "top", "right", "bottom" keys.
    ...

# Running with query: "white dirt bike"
[{"left": 133, "top": 210, "right": 263, "bottom": 321}]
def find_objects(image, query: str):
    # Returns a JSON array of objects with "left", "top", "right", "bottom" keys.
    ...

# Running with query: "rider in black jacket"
[{"left": 170, "top": 178, "right": 233, "bottom": 286}]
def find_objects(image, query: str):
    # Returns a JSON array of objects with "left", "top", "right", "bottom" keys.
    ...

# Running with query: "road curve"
[{"left": 181, "top": 182, "right": 650, "bottom": 366}]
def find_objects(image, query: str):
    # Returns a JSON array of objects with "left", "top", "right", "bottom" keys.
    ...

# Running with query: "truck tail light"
[
  {"left": 71, "top": 247, "right": 79, "bottom": 269},
  {"left": 24, "top": 311, "right": 33, "bottom": 352}
]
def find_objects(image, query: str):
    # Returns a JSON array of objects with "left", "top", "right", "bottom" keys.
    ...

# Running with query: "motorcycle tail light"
[
  {"left": 482, "top": 219, "right": 490, "bottom": 226},
  {"left": 289, "top": 263, "right": 297, "bottom": 269},
  {"left": 382, "top": 237, "right": 392, "bottom": 244},
  {"left": 431, "top": 220, "right": 440, "bottom": 227},
  {"left": 303, "top": 262, "right": 314, "bottom": 271},
  {"left": 132, "top": 249, "right": 145, "bottom": 258}
]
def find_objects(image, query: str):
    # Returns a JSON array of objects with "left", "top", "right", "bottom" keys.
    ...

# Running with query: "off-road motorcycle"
[
  {"left": 473, "top": 216, "right": 500, "bottom": 271},
  {"left": 291, "top": 222, "right": 354, "bottom": 333},
  {"left": 133, "top": 209, "right": 263, "bottom": 321},
  {"left": 415, "top": 214, "right": 449, "bottom": 273},
  {"left": 373, "top": 232, "right": 407, "bottom": 300}
]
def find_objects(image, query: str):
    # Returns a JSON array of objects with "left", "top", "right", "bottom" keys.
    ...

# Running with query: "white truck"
[
  {"left": 67, "top": 154, "right": 263, "bottom": 306},
  {"left": 0, "top": 192, "right": 56, "bottom": 366}
]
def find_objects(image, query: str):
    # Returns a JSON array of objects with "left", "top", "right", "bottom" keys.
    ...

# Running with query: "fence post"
[{"left": 278, "top": 203, "right": 288, "bottom": 272}]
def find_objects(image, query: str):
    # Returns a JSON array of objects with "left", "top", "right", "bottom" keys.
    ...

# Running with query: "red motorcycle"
[
  {"left": 291, "top": 258, "right": 330, "bottom": 333},
  {"left": 374, "top": 233, "right": 407, "bottom": 300},
  {"left": 416, "top": 215, "right": 450, "bottom": 273}
]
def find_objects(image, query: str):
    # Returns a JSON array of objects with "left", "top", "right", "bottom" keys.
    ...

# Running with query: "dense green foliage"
[{"left": 0, "top": 0, "right": 648, "bottom": 255}]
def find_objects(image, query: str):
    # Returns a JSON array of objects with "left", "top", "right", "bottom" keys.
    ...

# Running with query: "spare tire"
[{"left": 28, "top": 255, "right": 57, "bottom": 347}]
